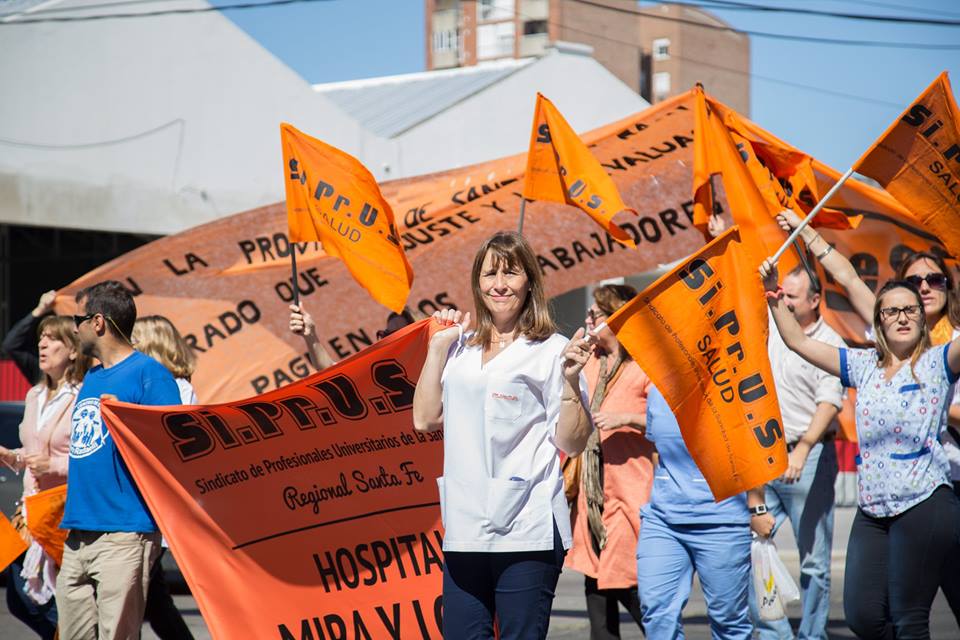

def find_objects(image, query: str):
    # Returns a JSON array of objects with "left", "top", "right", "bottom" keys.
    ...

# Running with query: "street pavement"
[{"left": 2, "top": 506, "right": 956, "bottom": 638}]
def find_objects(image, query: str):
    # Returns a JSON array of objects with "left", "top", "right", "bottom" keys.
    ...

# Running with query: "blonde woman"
[
  {"left": 0, "top": 315, "right": 91, "bottom": 639},
  {"left": 131, "top": 315, "right": 197, "bottom": 639},
  {"left": 132, "top": 315, "right": 198, "bottom": 404},
  {"left": 413, "top": 231, "right": 593, "bottom": 639}
]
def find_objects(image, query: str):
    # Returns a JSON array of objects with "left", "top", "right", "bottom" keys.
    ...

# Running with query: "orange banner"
[
  {"left": 54, "top": 90, "right": 923, "bottom": 404},
  {"left": 854, "top": 72, "right": 960, "bottom": 258},
  {"left": 25, "top": 484, "right": 68, "bottom": 566},
  {"left": 523, "top": 93, "right": 637, "bottom": 246},
  {"left": 281, "top": 123, "right": 413, "bottom": 313},
  {"left": 692, "top": 87, "right": 801, "bottom": 276},
  {"left": 606, "top": 227, "right": 787, "bottom": 500},
  {"left": 0, "top": 511, "right": 28, "bottom": 572},
  {"left": 101, "top": 320, "right": 444, "bottom": 639}
]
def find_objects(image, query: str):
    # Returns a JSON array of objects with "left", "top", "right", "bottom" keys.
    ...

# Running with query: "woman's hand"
[
  {"left": 759, "top": 258, "right": 780, "bottom": 294},
  {"left": 751, "top": 512, "right": 776, "bottom": 538},
  {"left": 562, "top": 328, "right": 592, "bottom": 383},
  {"left": 25, "top": 453, "right": 51, "bottom": 477},
  {"left": 289, "top": 304, "right": 317, "bottom": 339},
  {"left": 593, "top": 412, "right": 628, "bottom": 431},
  {"left": 0, "top": 446, "right": 17, "bottom": 469},
  {"left": 776, "top": 209, "right": 803, "bottom": 233},
  {"left": 707, "top": 215, "right": 727, "bottom": 239},
  {"left": 32, "top": 290, "right": 56, "bottom": 318},
  {"left": 430, "top": 309, "right": 471, "bottom": 350}
]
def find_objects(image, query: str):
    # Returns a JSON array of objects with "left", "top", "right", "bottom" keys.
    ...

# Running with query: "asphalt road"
[{"left": 3, "top": 506, "right": 957, "bottom": 639}]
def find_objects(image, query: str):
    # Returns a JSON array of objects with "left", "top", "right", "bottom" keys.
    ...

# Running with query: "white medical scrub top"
[{"left": 438, "top": 332, "right": 588, "bottom": 552}]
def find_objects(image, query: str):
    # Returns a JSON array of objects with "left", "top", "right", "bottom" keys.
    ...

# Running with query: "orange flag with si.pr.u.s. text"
[
  {"left": 281, "top": 123, "right": 414, "bottom": 313},
  {"left": 692, "top": 86, "right": 801, "bottom": 276},
  {"left": 605, "top": 226, "right": 787, "bottom": 501},
  {"left": 25, "top": 485, "right": 68, "bottom": 566},
  {"left": 523, "top": 93, "right": 638, "bottom": 247},
  {"left": 853, "top": 72, "right": 960, "bottom": 258}
]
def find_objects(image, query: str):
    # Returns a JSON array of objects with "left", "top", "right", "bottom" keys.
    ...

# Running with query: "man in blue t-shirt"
[{"left": 55, "top": 281, "right": 180, "bottom": 640}]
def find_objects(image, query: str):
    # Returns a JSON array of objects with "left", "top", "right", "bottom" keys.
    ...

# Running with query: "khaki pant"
[{"left": 56, "top": 530, "right": 161, "bottom": 640}]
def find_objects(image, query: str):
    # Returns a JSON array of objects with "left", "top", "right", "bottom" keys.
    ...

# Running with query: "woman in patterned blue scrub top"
[{"left": 761, "top": 258, "right": 960, "bottom": 640}]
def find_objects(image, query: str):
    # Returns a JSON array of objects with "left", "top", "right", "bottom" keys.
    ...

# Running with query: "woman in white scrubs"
[{"left": 413, "top": 231, "right": 593, "bottom": 640}]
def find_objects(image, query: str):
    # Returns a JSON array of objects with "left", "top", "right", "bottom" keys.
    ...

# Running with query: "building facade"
[{"left": 426, "top": 0, "right": 750, "bottom": 114}]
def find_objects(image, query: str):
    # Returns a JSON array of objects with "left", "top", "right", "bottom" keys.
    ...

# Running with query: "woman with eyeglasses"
[
  {"left": 0, "top": 313, "right": 92, "bottom": 639},
  {"left": 760, "top": 253, "right": 960, "bottom": 639},
  {"left": 779, "top": 210, "right": 960, "bottom": 626},
  {"left": 565, "top": 284, "right": 653, "bottom": 639}
]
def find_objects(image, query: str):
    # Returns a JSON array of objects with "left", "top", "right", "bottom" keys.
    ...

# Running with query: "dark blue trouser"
[
  {"left": 844, "top": 485, "right": 960, "bottom": 640},
  {"left": 442, "top": 523, "right": 565, "bottom": 640},
  {"left": 5, "top": 552, "right": 58, "bottom": 640}
]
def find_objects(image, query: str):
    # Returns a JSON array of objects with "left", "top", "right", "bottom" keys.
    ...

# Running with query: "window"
[
  {"left": 477, "top": 21, "right": 515, "bottom": 59},
  {"left": 478, "top": 0, "right": 514, "bottom": 22},
  {"left": 433, "top": 29, "right": 457, "bottom": 52},
  {"left": 653, "top": 71, "right": 671, "bottom": 102},
  {"left": 523, "top": 19, "right": 547, "bottom": 35},
  {"left": 653, "top": 37, "right": 670, "bottom": 61}
]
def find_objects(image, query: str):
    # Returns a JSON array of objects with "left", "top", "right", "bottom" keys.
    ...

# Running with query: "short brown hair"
[
  {"left": 469, "top": 231, "right": 556, "bottom": 347},
  {"left": 592, "top": 284, "right": 638, "bottom": 317},
  {"left": 37, "top": 315, "right": 92, "bottom": 388},
  {"left": 132, "top": 315, "right": 197, "bottom": 380}
]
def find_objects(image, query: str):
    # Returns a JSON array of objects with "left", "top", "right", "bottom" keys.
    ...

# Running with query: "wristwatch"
[{"left": 749, "top": 504, "right": 768, "bottom": 516}]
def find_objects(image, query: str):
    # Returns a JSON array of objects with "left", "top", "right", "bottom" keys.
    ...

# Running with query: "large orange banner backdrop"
[
  {"left": 54, "top": 90, "right": 944, "bottom": 404},
  {"left": 102, "top": 320, "right": 445, "bottom": 639}
]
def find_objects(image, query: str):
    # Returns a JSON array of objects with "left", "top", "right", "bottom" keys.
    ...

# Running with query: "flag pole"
[
  {"left": 290, "top": 247, "right": 300, "bottom": 307},
  {"left": 517, "top": 199, "right": 527, "bottom": 235},
  {"left": 771, "top": 167, "right": 856, "bottom": 264}
]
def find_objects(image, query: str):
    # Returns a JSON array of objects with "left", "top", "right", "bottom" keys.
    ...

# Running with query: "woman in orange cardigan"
[
  {"left": 565, "top": 284, "right": 655, "bottom": 639},
  {"left": 0, "top": 315, "right": 90, "bottom": 639}
]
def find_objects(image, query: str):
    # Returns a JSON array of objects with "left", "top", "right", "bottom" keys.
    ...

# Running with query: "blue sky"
[{"left": 216, "top": 0, "right": 959, "bottom": 171}]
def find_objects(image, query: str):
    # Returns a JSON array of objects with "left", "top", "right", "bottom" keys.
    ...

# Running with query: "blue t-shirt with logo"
[
  {"left": 641, "top": 385, "right": 750, "bottom": 526},
  {"left": 61, "top": 351, "right": 180, "bottom": 532}
]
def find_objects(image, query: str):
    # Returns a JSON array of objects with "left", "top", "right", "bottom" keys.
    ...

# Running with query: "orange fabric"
[
  {"left": 52, "top": 90, "right": 926, "bottom": 404},
  {"left": 692, "top": 87, "right": 801, "bottom": 277},
  {"left": 523, "top": 93, "right": 638, "bottom": 247},
  {"left": 565, "top": 357, "right": 654, "bottom": 589},
  {"left": 24, "top": 485, "right": 68, "bottom": 566},
  {"left": 100, "top": 320, "right": 444, "bottom": 640},
  {"left": 0, "top": 511, "right": 28, "bottom": 572},
  {"left": 281, "top": 122, "right": 413, "bottom": 313},
  {"left": 854, "top": 72, "right": 960, "bottom": 258},
  {"left": 606, "top": 227, "right": 788, "bottom": 501}
]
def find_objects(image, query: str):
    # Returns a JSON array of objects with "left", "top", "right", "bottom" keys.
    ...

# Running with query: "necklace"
[{"left": 491, "top": 330, "right": 515, "bottom": 350}]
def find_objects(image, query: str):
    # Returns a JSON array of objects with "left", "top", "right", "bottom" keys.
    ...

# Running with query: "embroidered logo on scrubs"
[
  {"left": 70, "top": 397, "right": 109, "bottom": 458},
  {"left": 491, "top": 392, "right": 519, "bottom": 402}
]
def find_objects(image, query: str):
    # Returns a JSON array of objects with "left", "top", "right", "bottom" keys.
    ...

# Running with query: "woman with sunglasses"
[{"left": 760, "top": 253, "right": 960, "bottom": 639}]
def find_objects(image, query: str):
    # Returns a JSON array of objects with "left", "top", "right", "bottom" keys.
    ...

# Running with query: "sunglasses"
[
  {"left": 73, "top": 313, "right": 96, "bottom": 327},
  {"left": 879, "top": 304, "right": 922, "bottom": 321},
  {"left": 905, "top": 273, "right": 948, "bottom": 290}
]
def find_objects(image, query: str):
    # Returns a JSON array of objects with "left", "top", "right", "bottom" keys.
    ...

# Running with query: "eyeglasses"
[
  {"left": 73, "top": 313, "right": 96, "bottom": 328},
  {"left": 879, "top": 305, "right": 922, "bottom": 321},
  {"left": 587, "top": 308, "right": 607, "bottom": 322},
  {"left": 905, "top": 273, "right": 948, "bottom": 290}
]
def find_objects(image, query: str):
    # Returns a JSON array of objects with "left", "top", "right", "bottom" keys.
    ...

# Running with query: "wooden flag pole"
[
  {"left": 517, "top": 199, "right": 527, "bottom": 235},
  {"left": 771, "top": 167, "right": 856, "bottom": 264},
  {"left": 290, "top": 247, "right": 300, "bottom": 307}
]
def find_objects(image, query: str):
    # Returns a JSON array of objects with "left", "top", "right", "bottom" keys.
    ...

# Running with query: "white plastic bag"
[{"left": 751, "top": 536, "right": 800, "bottom": 620}]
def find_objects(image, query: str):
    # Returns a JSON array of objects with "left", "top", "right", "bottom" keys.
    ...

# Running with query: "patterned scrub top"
[{"left": 840, "top": 345, "right": 957, "bottom": 517}]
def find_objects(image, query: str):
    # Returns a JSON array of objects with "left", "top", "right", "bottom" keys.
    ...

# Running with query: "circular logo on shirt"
[{"left": 71, "top": 397, "right": 109, "bottom": 458}]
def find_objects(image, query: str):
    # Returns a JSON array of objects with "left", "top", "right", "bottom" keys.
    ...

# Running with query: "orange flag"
[
  {"left": 523, "top": 93, "right": 638, "bottom": 247},
  {"left": 853, "top": 72, "right": 960, "bottom": 257},
  {"left": 281, "top": 123, "right": 414, "bottom": 313},
  {"left": 0, "top": 511, "right": 28, "bottom": 572},
  {"left": 606, "top": 227, "right": 787, "bottom": 500},
  {"left": 693, "top": 87, "right": 801, "bottom": 275},
  {"left": 25, "top": 485, "right": 68, "bottom": 566}
]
